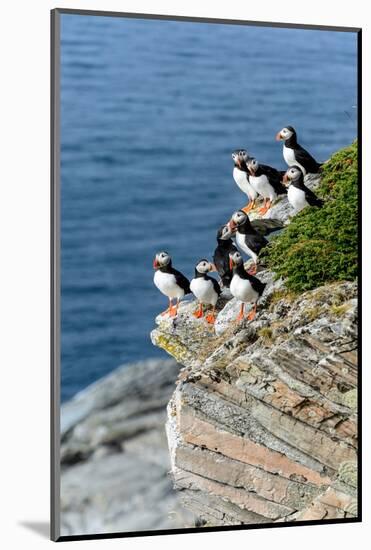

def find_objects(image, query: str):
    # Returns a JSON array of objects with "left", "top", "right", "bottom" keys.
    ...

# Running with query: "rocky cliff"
[{"left": 151, "top": 171, "right": 358, "bottom": 526}]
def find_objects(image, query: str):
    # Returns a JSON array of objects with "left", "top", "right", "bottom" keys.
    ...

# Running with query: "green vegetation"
[
  {"left": 330, "top": 303, "right": 351, "bottom": 317},
  {"left": 257, "top": 326, "right": 274, "bottom": 344},
  {"left": 266, "top": 288, "right": 298, "bottom": 310},
  {"left": 263, "top": 141, "right": 358, "bottom": 292},
  {"left": 304, "top": 305, "right": 324, "bottom": 321}
]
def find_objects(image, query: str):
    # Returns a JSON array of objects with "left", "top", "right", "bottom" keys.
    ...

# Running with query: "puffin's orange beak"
[
  {"left": 275, "top": 131, "right": 282, "bottom": 141},
  {"left": 229, "top": 219, "right": 237, "bottom": 231},
  {"left": 236, "top": 157, "right": 242, "bottom": 168},
  {"left": 282, "top": 174, "right": 289, "bottom": 185},
  {"left": 229, "top": 257, "right": 234, "bottom": 270},
  {"left": 209, "top": 263, "right": 217, "bottom": 272},
  {"left": 153, "top": 259, "right": 159, "bottom": 269}
]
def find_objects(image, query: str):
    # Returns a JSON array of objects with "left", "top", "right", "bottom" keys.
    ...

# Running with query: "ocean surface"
[{"left": 60, "top": 14, "right": 357, "bottom": 402}]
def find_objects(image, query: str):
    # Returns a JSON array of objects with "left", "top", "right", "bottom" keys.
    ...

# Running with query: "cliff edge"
[{"left": 150, "top": 145, "right": 358, "bottom": 526}]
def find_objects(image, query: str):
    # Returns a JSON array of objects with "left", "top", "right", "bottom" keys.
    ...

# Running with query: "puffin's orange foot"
[
  {"left": 206, "top": 314, "right": 216, "bottom": 324},
  {"left": 247, "top": 307, "right": 257, "bottom": 321},
  {"left": 258, "top": 206, "right": 269, "bottom": 215},
  {"left": 258, "top": 200, "right": 272, "bottom": 215},
  {"left": 160, "top": 308, "right": 170, "bottom": 316},
  {"left": 169, "top": 306, "right": 177, "bottom": 317},
  {"left": 193, "top": 308, "right": 203, "bottom": 319},
  {"left": 242, "top": 202, "right": 253, "bottom": 213},
  {"left": 236, "top": 312, "right": 245, "bottom": 322}
]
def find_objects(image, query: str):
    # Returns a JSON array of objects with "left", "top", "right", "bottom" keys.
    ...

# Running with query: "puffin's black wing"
[
  {"left": 213, "top": 243, "right": 237, "bottom": 288},
  {"left": 245, "top": 233, "right": 269, "bottom": 255},
  {"left": 270, "top": 178, "right": 287, "bottom": 195},
  {"left": 229, "top": 242, "right": 238, "bottom": 254},
  {"left": 295, "top": 145, "right": 321, "bottom": 174},
  {"left": 246, "top": 273, "right": 266, "bottom": 297},
  {"left": 172, "top": 268, "right": 191, "bottom": 294},
  {"left": 207, "top": 275, "right": 222, "bottom": 296},
  {"left": 303, "top": 185, "right": 324, "bottom": 208},
  {"left": 260, "top": 164, "right": 287, "bottom": 195},
  {"left": 251, "top": 219, "right": 284, "bottom": 236},
  {"left": 213, "top": 247, "right": 229, "bottom": 279}
]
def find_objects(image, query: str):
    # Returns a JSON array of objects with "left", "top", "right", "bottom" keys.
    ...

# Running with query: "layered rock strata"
[{"left": 151, "top": 278, "right": 357, "bottom": 525}]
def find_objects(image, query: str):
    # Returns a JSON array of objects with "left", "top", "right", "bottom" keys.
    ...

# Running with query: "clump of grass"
[
  {"left": 257, "top": 327, "right": 274, "bottom": 344},
  {"left": 304, "top": 305, "right": 323, "bottom": 321},
  {"left": 330, "top": 303, "right": 350, "bottom": 317},
  {"left": 267, "top": 288, "right": 298, "bottom": 309},
  {"left": 263, "top": 141, "right": 358, "bottom": 292}
]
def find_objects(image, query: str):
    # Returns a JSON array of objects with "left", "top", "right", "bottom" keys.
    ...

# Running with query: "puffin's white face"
[
  {"left": 153, "top": 251, "right": 171, "bottom": 269},
  {"left": 219, "top": 224, "right": 233, "bottom": 240},
  {"left": 247, "top": 158, "right": 259, "bottom": 174},
  {"left": 229, "top": 250, "right": 243, "bottom": 268},
  {"left": 196, "top": 259, "right": 213, "bottom": 274},
  {"left": 276, "top": 127, "right": 294, "bottom": 141},
  {"left": 232, "top": 149, "right": 248, "bottom": 168},
  {"left": 283, "top": 165, "right": 302, "bottom": 184},
  {"left": 231, "top": 210, "right": 247, "bottom": 227},
  {"left": 232, "top": 151, "right": 241, "bottom": 167},
  {"left": 238, "top": 150, "right": 249, "bottom": 163}
]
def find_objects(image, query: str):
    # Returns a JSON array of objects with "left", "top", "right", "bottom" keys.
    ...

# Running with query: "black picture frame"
[{"left": 51, "top": 8, "right": 362, "bottom": 542}]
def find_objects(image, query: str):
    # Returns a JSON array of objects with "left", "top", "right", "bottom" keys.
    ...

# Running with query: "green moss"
[{"left": 263, "top": 141, "right": 358, "bottom": 292}]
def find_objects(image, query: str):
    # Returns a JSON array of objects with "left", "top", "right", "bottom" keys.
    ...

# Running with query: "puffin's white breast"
[
  {"left": 249, "top": 174, "right": 277, "bottom": 200},
  {"left": 154, "top": 270, "right": 185, "bottom": 298},
  {"left": 233, "top": 168, "right": 257, "bottom": 199},
  {"left": 236, "top": 232, "right": 258, "bottom": 263},
  {"left": 287, "top": 185, "right": 308, "bottom": 213},
  {"left": 230, "top": 273, "right": 259, "bottom": 303},
  {"left": 283, "top": 145, "right": 307, "bottom": 175},
  {"left": 190, "top": 277, "right": 218, "bottom": 306}
]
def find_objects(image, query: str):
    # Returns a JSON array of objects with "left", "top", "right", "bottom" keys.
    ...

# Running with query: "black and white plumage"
[
  {"left": 250, "top": 218, "right": 284, "bottom": 236},
  {"left": 231, "top": 149, "right": 258, "bottom": 212},
  {"left": 190, "top": 259, "right": 221, "bottom": 324},
  {"left": 276, "top": 126, "right": 321, "bottom": 175},
  {"left": 283, "top": 166, "right": 324, "bottom": 213},
  {"left": 153, "top": 251, "right": 190, "bottom": 317},
  {"left": 213, "top": 224, "right": 238, "bottom": 288},
  {"left": 246, "top": 158, "right": 286, "bottom": 215},
  {"left": 229, "top": 250, "right": 266, "bottom": 322},
  {"left": 229, "top": 210, "right": 281, "bottom": 274}
]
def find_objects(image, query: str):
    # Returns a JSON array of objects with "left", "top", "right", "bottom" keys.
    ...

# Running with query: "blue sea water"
[{"left": 60, "top": 14, "right": 357, "bottom": 402}]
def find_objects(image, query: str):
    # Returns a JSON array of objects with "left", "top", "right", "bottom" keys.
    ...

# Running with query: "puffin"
[
  {"left": 229, "top": 250, "right": 266, "bottom": 322},
  {"left": 190, "top": 259, "right": 221, "bottom": 324},
  {"left": 283, "top": 166, "right": 324, "bottom": 213},
  {"left": 246, "top": 157, "right": 287, "bottom": 215},
  {"left": 153, "top": 251, "right": 191, "bottom": 317},
  {"left": 212, "top": 224, "right": 238, "bottom": 288},
  {"left": 276, "top": 126, "right": 321, "bottom": 175},
  {"left": 231, "top": 149, "right": 258, "bottom": 212},
  {"left": 228, "top": 210, "right": 282, "bottom": 274}
]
